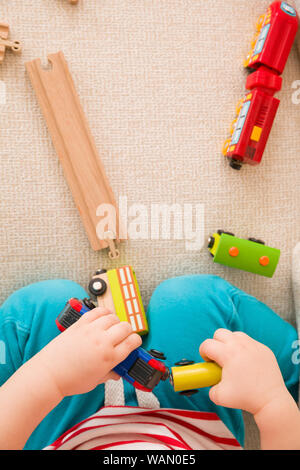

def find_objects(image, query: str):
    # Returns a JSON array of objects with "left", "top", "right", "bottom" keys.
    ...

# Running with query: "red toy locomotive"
[{"left": 223, "top": 2, "right": 299, "bottom": 169}]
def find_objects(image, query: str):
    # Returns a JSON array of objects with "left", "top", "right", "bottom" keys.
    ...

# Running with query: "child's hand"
[
  {"left": 34, "top": 308, "right": 142, "bottom": 399},
  {"left": 199, "top": 329, "right": 287, "bottom": 415}
]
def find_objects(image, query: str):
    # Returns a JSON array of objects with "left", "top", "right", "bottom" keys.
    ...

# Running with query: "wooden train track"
[
  {"left": 0, "top": 22, "right": 21, "bottom": 64},
  {"left": 26, "top": 51, "right": 125, "bottom": 253}
]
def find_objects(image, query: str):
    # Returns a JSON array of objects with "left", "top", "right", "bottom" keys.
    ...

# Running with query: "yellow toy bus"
[{"left": 89, "top": 266, "right": 149, "bottom": 336}]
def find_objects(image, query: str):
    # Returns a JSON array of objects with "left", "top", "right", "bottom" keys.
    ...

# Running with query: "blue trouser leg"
[{"left": 0, "top": 276, "right": 298, "bottom": 449}]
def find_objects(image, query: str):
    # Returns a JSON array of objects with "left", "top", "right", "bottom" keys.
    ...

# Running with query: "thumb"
[{"left": 209, "top": 383, "right": 223, "bottom": 406}]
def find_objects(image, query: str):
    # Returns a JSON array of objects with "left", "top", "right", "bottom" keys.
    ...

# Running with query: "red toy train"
[{"left": 223, "top": 2, "right": 299, "bottom": 169}]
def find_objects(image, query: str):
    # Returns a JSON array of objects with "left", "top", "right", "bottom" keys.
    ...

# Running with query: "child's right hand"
[
  {"left": 33, "top": 307, "right": 142, "bottom": 399},
  {"left": 199, "top": 329, "right": 288, "bottom": 416}
]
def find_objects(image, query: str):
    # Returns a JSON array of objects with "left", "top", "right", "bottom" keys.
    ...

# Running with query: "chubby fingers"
[
  {"left": 78, "top": 306, "right": 113, "bottom": 324},
  {"left": 213, "top": 328, "right": 233, "bottom": 343},
  {"left": 200, "top": 339, "right": 225, "bottom": 367},
  {"left": 199, "top": 329, "right": 233, "bottom": 367},
  {"left": 93, "top": 312, "right": 121, "bottom": 330},
  {"left": 106, "top": 321, "right": 135, "bottom": 345},
  {"left": 100, "top": 318, "right": 142, "bottom": 364},
  {"left": 114, "top": 333, "right": 142, "bottom": 364}
]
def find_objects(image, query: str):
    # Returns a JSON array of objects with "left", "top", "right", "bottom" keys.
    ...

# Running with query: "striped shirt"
[{"left": 44, "top": 406, "right": 242, "bottom": 450}]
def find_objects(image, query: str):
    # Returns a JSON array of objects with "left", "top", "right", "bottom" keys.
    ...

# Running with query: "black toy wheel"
[
  {"left": 88, "top": 277, "right": 107, "bottom": 297},
  {"left": 179, "top": 390, "right": 199, "bottom": 397},
  {"left": 229, "top": 159, "right": 242, "bottom": 171},
  {"left": 94, "top": 269, "right": 107, "bottom": 275},
  {"left": 248, "top": 238, "right": 265, "bottom": 245},
  {"left": 217, "top": 230, "right": 235, "bottom": 237},
  {"left": 148, "top": 349, "right": 166, "bottom": 360},
  {"left": 207, "top": 236, "right": 215, "bottom": 249},
  {"left": 175, "top": 359, "right": 195, "bottom": 367},
  {"left": 82, "top": 298, "right": 96, "bottom": 310}
]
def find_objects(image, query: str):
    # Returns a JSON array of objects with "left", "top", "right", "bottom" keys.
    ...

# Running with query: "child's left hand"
[{"left": 199, "top": 329, "right": 287, "bottom": 415}]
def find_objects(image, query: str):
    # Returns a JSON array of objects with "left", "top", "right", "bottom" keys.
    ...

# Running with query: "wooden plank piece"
[
  {"left": 26, "top": 51, "right": 125, "bottom": 251},
  {"left": 0, "top": 22, "right": 22, "bottom": 63}
]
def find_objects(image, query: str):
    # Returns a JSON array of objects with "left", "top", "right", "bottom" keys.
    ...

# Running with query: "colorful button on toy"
[
  {"left": 259, "top": 256, "right": 270, "bottom": 266},
  {"left": 229, "top": 247, "right": 239, "bottom": 257}
]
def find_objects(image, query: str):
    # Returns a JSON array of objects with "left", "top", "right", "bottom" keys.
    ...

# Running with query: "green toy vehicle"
[{"left": 208, "top": 230, "right": 280, "bottom": 278}]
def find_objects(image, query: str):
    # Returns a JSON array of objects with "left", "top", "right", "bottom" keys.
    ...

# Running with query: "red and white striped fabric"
[{"left": 44, "top": 406, "right": 242, "bottom": 450}]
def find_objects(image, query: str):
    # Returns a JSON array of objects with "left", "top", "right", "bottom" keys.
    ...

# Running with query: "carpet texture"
[{"left": 1, "top": 0, "right": 300, "bottom": 450}]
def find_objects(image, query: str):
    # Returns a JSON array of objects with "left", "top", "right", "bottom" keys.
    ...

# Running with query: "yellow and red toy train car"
[{"left": 223, "top": 2, "right": 299, "bottom": 169}]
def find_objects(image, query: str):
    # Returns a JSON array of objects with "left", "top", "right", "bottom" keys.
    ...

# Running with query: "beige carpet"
[{"left": 1, "top": 0, "right": 300, "bottom": 449}]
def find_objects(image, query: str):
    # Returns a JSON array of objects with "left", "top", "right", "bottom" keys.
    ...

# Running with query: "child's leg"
[
  {"left": 0, "top": 280, "right": 106, "bottom": 450},
  {"left": 142, "top": 275, "right": 299, "bottom": 446}
]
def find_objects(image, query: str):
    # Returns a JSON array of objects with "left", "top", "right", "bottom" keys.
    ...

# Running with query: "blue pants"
[{"left": 0, "top": 275, "right": 298, "bottom": 450}]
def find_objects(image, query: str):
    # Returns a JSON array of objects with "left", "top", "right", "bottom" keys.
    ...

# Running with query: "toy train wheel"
[
  {"left": 148, "top": 349, "right": 166, "bottom": 360},
  {"left": 208, "top": 236, "right": 215, "bottom": 249},
  {"left": 82, "top": 298, "right": 96, "bottom": 310},
  {"left": 217, "top": 230, "right": 235, "bottom": 237},
  {"left": 229, "top": 159, "right": 242, "bottom": 170},
  {"left": 248, "top": 238, "right": 265, "bottom": 245},
  {"left": 175, "top": 359, "right": 195, "bottom": 367},
  {"left": 88, "top": 277, "right": 107, "bottom": 297},
  {"left": 179, "top": 390, "right": 199, "bottom": 397},
  {"left": 94, "top": 269, "right": 107, "bottom": 275}
]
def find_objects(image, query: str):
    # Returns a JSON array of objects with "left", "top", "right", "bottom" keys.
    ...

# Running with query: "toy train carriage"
[
  {"left": 89, "top": 266, "right": 149, "bottom": 336},
  {"left": 244, "top": 2, "right": 298, "bottom": 74},
  {"left": 208, "top": 231, "right": 280, "bottom": 278},
  {"left": 56, "top": 297, "right": 95, "bottom": 331},
  {"left": 223, "top": 1, "right": 298, "bottom": 169},
  {"left": 170, "top": 362, "right": 222, "bottom": 394},
  {"left": 114, "top": 347, "right": 169, "bottom": 392},
  {"left": 223, "top": 82, "right": 281, "bottom": 169}
]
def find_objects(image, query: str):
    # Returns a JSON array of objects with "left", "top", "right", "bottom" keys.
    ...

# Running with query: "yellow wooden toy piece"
[
  {"left": 90, "top": 266, "right": 149, "bottom": 336},
  {"left": 0, "top": 22, "right": 21, "bottom": 64},
  {"left": 170, "top": 362, "right": 222, "bottom": 392}
]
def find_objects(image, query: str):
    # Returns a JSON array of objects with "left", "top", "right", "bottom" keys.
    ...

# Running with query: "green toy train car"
[{"left": 208, "top": 230, "right": 280, "bottom": 278}]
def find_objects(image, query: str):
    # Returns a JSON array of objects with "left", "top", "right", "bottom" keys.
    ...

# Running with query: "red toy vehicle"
[{"left": 223, "top": 2, "right": 299, "bottom": 169}]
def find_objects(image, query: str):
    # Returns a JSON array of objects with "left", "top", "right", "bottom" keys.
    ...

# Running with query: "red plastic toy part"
[
  {"left": 148, "top": 358, "right": 167, "bottom": 373},
  {"left": 245, "top": 67, "right": 282, "bottom": 94},
  {"left": 245, "top": 1, "right": 299, "bottom": 75},
  {"left": 225, "top": 88, "right": 280, "bottom": 167}
]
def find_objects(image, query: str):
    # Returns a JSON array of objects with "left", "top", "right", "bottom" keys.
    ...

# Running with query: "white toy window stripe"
[
  {"left": 129, "top": 283, "right": 135, "bottom": 298},
  {"left": 123, "top": 285, "right": 130, "bottom": 300},
  {"left": 125, "top": 267, "right": 132, "bottom": 282},
  {"left": 130, "top": 316, "right": 137, "bottom": 331},
  {"left": 126, "top": 300, "right": 133, "bottom": 315},
  {"left": 136, "top": 314, "right": 143, "bottom": 330},
  {"left": 119, "top": 268, "right": 126, "bottom": 285},
  {"left": 133, "top": 298, "right": 139, "bottom": 314}
]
